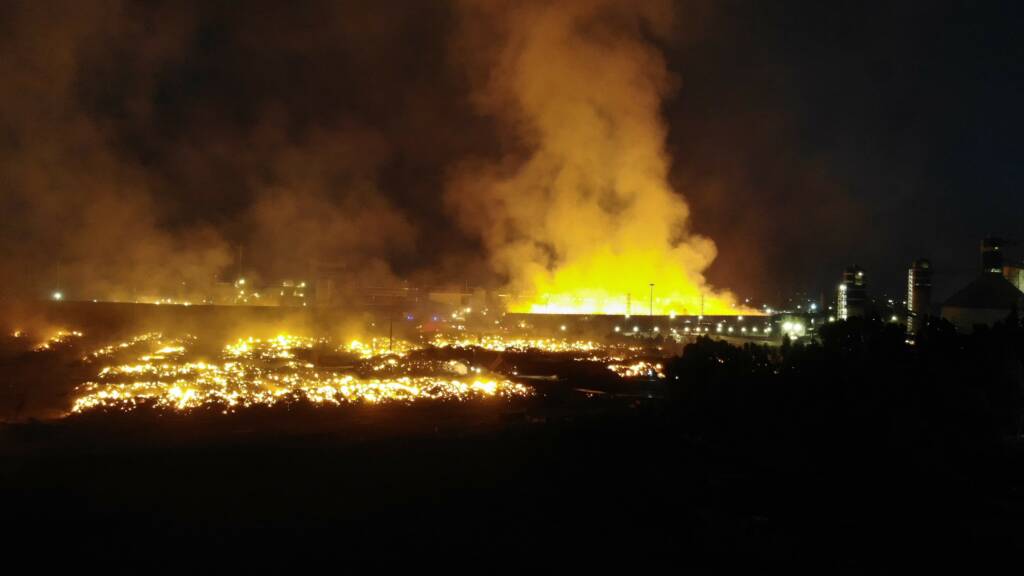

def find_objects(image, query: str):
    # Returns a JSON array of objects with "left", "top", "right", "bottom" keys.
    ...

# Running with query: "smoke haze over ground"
[{"left": 2, "top": 0, "right": 1023, "bottom": 307}]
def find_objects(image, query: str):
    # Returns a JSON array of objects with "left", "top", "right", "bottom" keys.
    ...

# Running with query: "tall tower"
[
  {"left": 907, "top": 259, "right": 932, "bottom": 333},
  {"left": 982, "top": 237, "right": 1005, "bottom": 273},
  {"left": 837, "top": 265, "right": 867, "bottom": 320}
]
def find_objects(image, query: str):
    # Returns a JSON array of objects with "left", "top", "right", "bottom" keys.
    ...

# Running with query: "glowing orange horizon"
[
  {"left": 505, "top": 251, "right": 760, "bottom": 316},
  {"left": 509, "top": 295, "right": 760, "bottom": 316}
]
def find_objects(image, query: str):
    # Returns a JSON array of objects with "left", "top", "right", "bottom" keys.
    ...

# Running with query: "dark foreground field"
[
  {"left": 4, "top": 305, "right": 1024, "bottom": 568},
  {"left": 3, "top": 397, "right": 1023, "bottom": 569}
]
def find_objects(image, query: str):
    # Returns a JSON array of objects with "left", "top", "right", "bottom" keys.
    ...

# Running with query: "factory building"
[
  {"left": 1003, "top": 263, "right": 1024, "bottom": 292},
  {"left": 906, "top": 259, "right": 932, "bottom": 334},
  {"left": 941, "top": 238, "right": 1024, "bottom": 332},
  {"left": 837, "top": 265, "right": 867, "bottom": 320},
  {"left": 941, "top": 275, "right": 1022, "bottom": 331}
]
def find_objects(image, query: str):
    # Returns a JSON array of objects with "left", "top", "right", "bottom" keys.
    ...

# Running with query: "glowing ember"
[
  {"left": 607, "top": 361, "right": 665, "bottom": 379},
  {"left": 34, "top": 330, "right": 83, "bottom": 351},
  {"left": 71, "top": 333, "right": 530, "bottom": 414},
  {"left": 223, "top": 335, "right": 324, "bottom": 360},
  {"left": 345, "top": 337, "right": 419, "bottom": 358},
  {"left": 66, "top": 328, "right": 679, "bottom": 415},
  {"left": 431, "top": 335, "right": 601, "bottom": 353},
  {"left": 429, "top": 335, "right": 663, "bottom": 380},
  {"left": 87, "top": 332, "right": 163, "bottom": 359},
  {"left": 72, "top": 372, "right": 527, "bottom": 412}
]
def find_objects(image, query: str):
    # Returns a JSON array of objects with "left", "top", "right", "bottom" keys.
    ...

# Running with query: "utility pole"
[
  {"left": 626, "top": 293, "right": 631, "bottom": 316},
  {"left": 649, "top": 283, "right": 654, "bottom": 317}
]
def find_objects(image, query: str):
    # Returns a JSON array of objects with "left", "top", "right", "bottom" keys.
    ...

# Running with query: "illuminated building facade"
[
  {"left": 1003, "top": 264, "right": 1024, "bottom": 292},
  {"left": 941, "top": 274, "right": 1023, "bottom": 332},
  {"left": 837, "top": 266, "right": 866, "bottom": 320},
  {"left": 906, "top": 259, "right": 932, "bottom": 333}
]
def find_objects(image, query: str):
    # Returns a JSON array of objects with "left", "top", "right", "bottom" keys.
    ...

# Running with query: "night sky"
[
  {"left": 674, "top": 1, "right": 1024, "bottom": 302},
  {"left": 1, "top": 0, "right": 1022, "bottom": 304}
]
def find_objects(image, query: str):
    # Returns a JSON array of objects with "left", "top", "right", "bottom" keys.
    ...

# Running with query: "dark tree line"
[{"left": 666, "top": 315, "right": 1024, "bottom": 481}]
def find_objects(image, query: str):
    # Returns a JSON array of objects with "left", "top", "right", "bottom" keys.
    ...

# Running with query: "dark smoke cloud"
[
  {"left": 0, "top": 1, "right": 231, "bottom": 302},
  {"left": 0, "top": 0, "right": 491, "bottom": 304},
  {"left": 2, "top": 0, "right": 1021, "bottom": 309}
]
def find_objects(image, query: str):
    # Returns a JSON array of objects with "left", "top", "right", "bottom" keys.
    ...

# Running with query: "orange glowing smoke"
[{"left": 452, "top": 0, "right": 751, "bottom": 316}]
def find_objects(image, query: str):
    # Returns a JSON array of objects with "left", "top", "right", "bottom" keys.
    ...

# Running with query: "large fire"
[
  {"left": 71, "top": 333, "right": 531, "bottom": 413},
  {"left": 31, "top": 328, "right": 676, "bottom": 416},
  {"left": 450, "top": 2, "right": 752, "bottom": 318},
  {"left": 508, "top": 266, "right": 752, "bottom": 316}
]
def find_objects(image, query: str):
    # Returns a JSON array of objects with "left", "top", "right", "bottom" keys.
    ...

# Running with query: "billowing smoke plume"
[
  {"left": 449, "top": 0, "right": 746, "bottom": 315},
  {"left": 0, "top": 0, "right": 761, "bottom": 317},
  {"left": 0, "top": 1, "right": 233, "bottom": 303},
  {"left": 0, "top": 1, "right": 441, "bottom": 306}
]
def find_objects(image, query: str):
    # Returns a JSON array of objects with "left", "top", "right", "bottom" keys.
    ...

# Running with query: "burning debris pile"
[
  {"left": 71, "top": 334, "right": 529, "bottom": 414},
  {"left": 607, "top": 361, "right": 665, "bottom": 379},
  {"left": 12, "top": 321, "right": 678, "bottom": 418},
  {"left": 33, "top": 330, "right": 84, "bottom": 351},
  {"left": 86, "top": 332, "right": 163, "bottom": 359},
  {"left": 430, "top": 335, "right": 604, "bottom": 354},
  {"left": 345, "top": 337, "right": 420, "bottom": 359}
]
